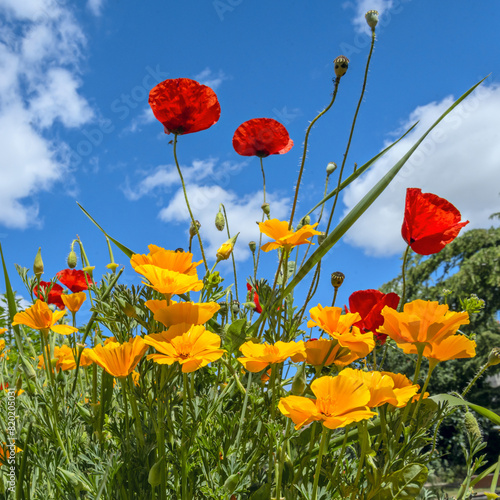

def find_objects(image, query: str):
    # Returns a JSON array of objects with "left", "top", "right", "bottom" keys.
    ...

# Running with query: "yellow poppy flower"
[
  {"left": 12, "top": 300, "right": 78, "bottom": 336},
  {"left": 339, "top": 368, "right": 419, "bottom": 408},
  {"left": 278, "top": 375, "right": 377, "bottom": 430},
  {"left": 398, "top": 334, "right": 476, "bottom": 363},
  {"left": 86, "top": 337, "right": 148, "bottom": 378},
  {"left": 0, "top": 328, "right": 6, "bottom": 335},
  {"left": 290, "top": 338, "right": 369, "bottom": 367},
  {"left": 37, "top": 344, "right": 93, "bottom": 371},
  {"left": 145, "top": 300, "right": 220, "bottom": 327},
  {"left": 61, "top": 292, "right": 87, "bottom": 313},
  {"left": 237, "top": 340, "right": 305, "bottom": 372},
  {"left": 259, "top": 219, "right": 322, "bottom": 252},
  {"left": 379, "top": 300, "right": 469, "bottom": 349},
  {"left": 130, "top": 245, "right": 202, "bottom": 276},
  {"left": 144, "top": 325, "right": 225, "bottom": 373},
  {"left": 134, "top": 265, "right": 204, "bottom": 295},
  {"left": 0, "top": 339, "right": 5, "bottom": 358},
  {"left": 216, "top": 242, "right": 233, "bottom": 261}
]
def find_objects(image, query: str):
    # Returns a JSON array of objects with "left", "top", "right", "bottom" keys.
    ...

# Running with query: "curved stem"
[
  {"left": 260, "top": 157, "right": 267, "bottom": 205},
  {"left": 398, "top": 245, "right": 411, "bottom": 312},
  {"left": 172, "top": 134, "right": 208, "bottom": 271},
  {"left": 221, "top": 203, "right": 239, "bottom": 303}
]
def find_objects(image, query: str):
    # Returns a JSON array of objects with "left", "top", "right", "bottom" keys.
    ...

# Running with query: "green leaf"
[
  {"left": 77, "top": 202, "right": 135, "bottom": 258},
  {"left": 225, "top": 318, "right": 248, "bottom": 353},
  {"left": 373, "top": 463, "right": 428, "bottom": 499},
  {"left": 249, "top": 483, "right": 272, "bottom": 500},
  {"left": 430, "top": 393, "right": 500, "bottom": 425}
]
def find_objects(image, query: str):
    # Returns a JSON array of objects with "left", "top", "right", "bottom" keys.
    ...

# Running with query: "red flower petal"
[
  {"left": 34, "top": 281, "right": 65, "bottom": 310},
  {"left": 246, "top": 283, "right": 262, "bottom": 314},
  {"left": 148, "top": 78, "right": 221, "bottom": 135},
  {"left": 233, "top": 118, "right": 293, "bottom": 157},
  {"left": 56, "top": 269, "right": 93, "bottom": 293},
  {"left": 401, "top": 188, "right": 469, "bottom": 255}
]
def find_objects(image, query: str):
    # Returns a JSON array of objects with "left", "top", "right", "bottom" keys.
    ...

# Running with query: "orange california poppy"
[
  {"left": 397, "top": 334, "right": 476, "bottom": 363},
  {"left": 0, "top": 339, "right": 5, "bottom": 358},
  {"left": 339, "top": 368, "right": 419, "bottom": 408},
  {"left": 130, "top": 245, "right": 202, "bottom": 275},
  {"left": 86, "top": 337, "right": 148, "bottom": 378},
  {"left": 12, "top": 300, "right": 78, "bottom": 336},
  {"left": 0, "top": 328, "right": 6, "bottom": 335},
  {"left": 61, "top": 292, "right": 87, "bottom": 313},
  {"left": 291, "top": 338, "right": 369, "bottom": 367},
  {"left": 134, "top": 265, "right": 204, "bottom": 295},
  {"left": 144, "top": 325, "right": 225, "bottom": 373},
  {"left": 145, "top": 300, "right": 220, "bottom": 328},
  {"left": 379, "top": 300, "right": 469, "bottom": 349},
  {"left": 232, "top": 118, "right": 293, "bottom": 158},
  {"left": 149, "top": 78, "right": 221, "bottom": 135},
  {"left": 278, "top": 375, "right": 377, "bottom": 430},
  {"left": 259, "top": 219, "right": 322, "bottom": 252},
  {"left": 38, "top": 344, "right": 93, "bottom": 371},
  {"left": 237, "top": 340, "right": 305, "bottom": 372}
]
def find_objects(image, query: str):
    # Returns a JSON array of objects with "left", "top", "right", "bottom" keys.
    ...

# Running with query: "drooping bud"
[
  {"left": 248, "top": 241, "right": 256, "bottom": 253},
  {"left": 326, "top": 162, "right": 337, "bottom": 176},
  {"left": 317, "top": 232, "right": 326, "bottom": 245},
  {"left": 331, "top": 271, "right": 345, "bottom": 289},
  {"left": 487, "top": 347, "right": 500, "bottom": 367},
  {"left": 261, "top": 203, "right": 270, "bottom": 215},
  {"left": 216, "top": 233, "right": 239, "bottom": 262},
  {"left": 291, "top": 363, "right": 307, "bottom": 396},
  {"left": 365, "top": 10, "right": 379, "bottom": 29},
  {"left": 67, "top": 245, "right": 78, "bottom": 269},
  {"left": 334, "top": 55, "right": 349, "bottom": 78},
  {"left": 33, "top": 247, "right": 44, "bottom": 279},
  {"left": 215, "top": 209, "right": 225, "bottom": 231},
  {"left": 189, "top": 220, "right": 201, "bottom": 238}
]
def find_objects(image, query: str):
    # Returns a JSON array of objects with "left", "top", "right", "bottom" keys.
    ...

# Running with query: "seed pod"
[
  {"left": 231, "top": 300, "right": 240, "bottom": 314},
  {"left": 33, "top": 247, "right": 44, "bottom": 279},
  {"left": 326, "top": 162, "right": 337, "bottom": 176},
  {"left": 331, "top": 271, "right": 345, "bottom": 289},
  {"left": 248, "top": 241, "right": 257, "bottom": 253},
  {"left": 334, "top": 55, "right": 349, "bottom": 78},
  {"left": 189, "top": 220, "right": 201, "bottom": 237},
  {"left": 365, "top": 10, "right": 379, "bottom": 29},
  {"left": 487, "top": 347, "right": 500, "bottom": 367},
  {"left": 261, "top": 203, "right": 270, "bottom": 215}
]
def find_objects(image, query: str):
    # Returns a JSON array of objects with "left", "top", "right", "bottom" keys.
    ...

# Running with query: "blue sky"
[{"left": 1, "top": 0, "right": 499, "bottom": 316}]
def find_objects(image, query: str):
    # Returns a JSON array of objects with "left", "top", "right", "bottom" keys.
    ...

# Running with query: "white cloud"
[
  {"left": 122, "top": 106, "right": 156, "bottom": 134},
  {"left": 343, "top": 0, "right": 394, "bottom": 33},
  {"left": 193, "top": 67, "right": 230, "bottom": 91},
  {"left": 87, "top": 0, "right": 104, "bottom": 16},
  {"left": 0, "top": 0, "right": 93, "bottom": 228},
  {"left": 341, "top": 83, "right": 500, "bottom": 257}
]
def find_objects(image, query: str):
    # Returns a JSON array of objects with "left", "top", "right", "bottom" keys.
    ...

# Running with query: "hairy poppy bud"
[
  {"left": 331, "top": 271, "right": 345, "bottom": 289},
  {"left": 326, "top": 162, "right": 337, "bottom": 176},
  {"left": 67, "top": 248, "right": 78, "bottom": 269},
  {"left": 365, "top": 10, "right": 379, "bottom": 29},
  {"left": 248, "top": 241, "right": 256, "bottom": 253},
  {"left": 334, "top": 55, "right": 349, "bottom": 78},
  {"left": 487, "top": 347, "right": 500, "bottom": 367},
  {"left": 33, "top": 247, "right": 44, "bottom": 279},
  {"left": 215, "top": 210, "right": 225, "bottom": 231},
  {"left": 261, "top": 203, "right": 270, "bottom": 215},
  {"left": 464, "top": 411, "right": 482, "bottom": 440},
  {"left": 189, "top": 220, "right": 201, "bottom": 237}
]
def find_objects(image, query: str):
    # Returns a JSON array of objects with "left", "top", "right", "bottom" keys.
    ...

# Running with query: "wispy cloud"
[
  {"left": 343, "top": 0, "right": 394, "bottom": 33},
  {"left": 193, "top": 68, "right": 230, "bottom": 91},
  {"left": 122, "top": 106, "right": 156, "bottom": 134},
  {"left": 341, "top": 84, "right": 500, "bottom": 256},
  {"left": 87, "top": 0, "right": 105, "bottom": 16}
]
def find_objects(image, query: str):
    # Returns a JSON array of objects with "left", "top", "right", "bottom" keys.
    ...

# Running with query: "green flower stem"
[
  {"left": 276, "top": 249, "right": 290, "bottom": 342},
  {"left": 312, "top": 425, "right": 329, "bottom": 500},
  {"left": 462, "top": 361, "right": 490, "bottom": 397},
  {"left": 289, "top": 82, "right": 340, "bottom": 229},
  {"left": 398, "top": 245, "right": 411, "bottom": 312},
  {"left": 172, "top": 134, "right": 208, "bottom": 272},
  {"left": 268, "top": 363, "right": 278, "bottom": 485},
  {"left": 411, "top": 359, "right": 437, "bottom": 423},
  {"left": 157, "top": 366, "right": 167, "bottom": 500},
  {"left": 275, "top": 418, "right": 291, "bottom": 500},
  {"left": 328, "top": 425, "right": 350, "bottom": 491},
  {"left": 221, "top": 203, "right": 239, "bottom": 303},
  {"left": 182, "top": 371, "right": 188, "bottom": 500},
  {"left": 350, "top": 421, "right": 369, "bottom": 500},
  {"left": 235, "top": 373, "right": 253, "bottom": 453},
  {"left": 127, "top": 375, "right": 145, "bottom": 447}
]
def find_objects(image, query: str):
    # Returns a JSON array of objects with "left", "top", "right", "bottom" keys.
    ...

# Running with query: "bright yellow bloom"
[
  {"left": 38, "top": 344, "right": 93, "bottom": 371},
  {"left": 86, "top": 337, "right": 148, "bottom": 378},
  {"left": 216, "top": 242, "right": 233, "bottom": 261},
  {"left": 144, "top": 325, "right": 225, "bottom": 373},
  {"left": 278, "top": 376, "right": 377, "bottom": 430},
  {"left": 134, "top": 265, "right": 204, "bottom": 295},
  {"left": 61, "top": 292, "right": 87, "bottom": 313},
  {"left": 131, "top": 370, "right": 140, "bottom": 386},
  {"left": 12, "top": 300, "right": 78, "bottom": 336},
  {"left": 0, "top": 328, "right": 6, "bottom": 335},
  {"left": 259, "top": 219, "right": 322, "bottom": 252},
  {"left": 145, "top": 300, "right": 220, "bottom": 328},
  {"left": 238, "top": 340, "right": 305, "bottom": 372},
  {"left": 379, "top": 300, "right": 469, "bottom": 349},
  {"left": 130, "top": 245, "right": 202, "bottom": 276},
  {"left": 339, "top": 368, "right": 419, "bottom": 408},
  {"left": 291, "top": 338, "right": 369, "bottom": 367},
  {"left": 104, "top": 336, "right": 117, "bottom": 345},
  {"left": 398, "top": 334, "right": 476, "bottom": 363},
  {"left": 0, "top": 339, "right": 5, "bottom": 358}
]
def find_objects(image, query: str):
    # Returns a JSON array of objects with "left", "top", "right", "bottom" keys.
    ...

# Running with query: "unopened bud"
[
  {"left": 487, "top": 347, "right": 500, "bottom": 367},
  {"left": 215, "top": 210, "right": 225, "bottom": 231},
  {"left": 224, "top": 473, "right": 239, "bottom": 494},
  {"left": 317, "top": 232, "right": 326, "bottom": 245},
  {"left": 464, "top": 411, "right": 482, "bottom": 440},
  {"left": 326, "top": 162, "right": 337, "bottom": 176},
  {"left": 297, "top": 215, "right": 311, "bottom": 231},
  {"left": 331, "top": 272, "right": 345, "bottom": 289},
  {"left": 291, "top": 363, "right": 306, "bottom": 396},
  {"left": 216, "top": 233, "right": 239, "bottom": 262},
  {"left": 365, "top": 10, "right": 379, "bottom": 29},
  {"left": 261, "top": 203, "right": 270, "bottom": 215},
  {"left": 189, "top": 220, "right": 201, "bottom": 237},
  {"left": 33, "top": 247, "right": 44, "bottom": 279},
  {"left": 334, "top": 55, "right": 349, "bottom": 78},
  {"left": 67, "top": 248, "right": 78, "bottom": 269},
  {"left": 248, "top": 241, "right": 256, "bottom": 253},
  {"left": 148, "top": 458, "right": 163, "bottom": 487},
  {"left": 218, "top": 302, "right": 228, "bottom": 316}
]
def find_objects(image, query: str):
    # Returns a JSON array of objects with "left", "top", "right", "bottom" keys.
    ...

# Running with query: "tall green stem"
[
  {"left": 312, "top": 426, "right": 329, "bottom": 500},
  {"left": 182, "top": 371, "right": 188, "bottom": 500},
  {"left": 157, "top": 366, "right": 167, "bottom": 500},
  {"left": 221, "top": 203, "right": 239, "bottom": 303},
  {"left": 398, "top": 245, "right": 411, "bottom": 312}
]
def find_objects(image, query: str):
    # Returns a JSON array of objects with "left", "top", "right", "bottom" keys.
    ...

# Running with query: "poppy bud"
[
  {"left": 215, "top": 210, "right": 225, "bottom": 231},
  {"left": 326, "top": 162, "right": 337, "bottom": 176},
  {"left": 33, "top": 247, "right": 44, "bottom": 279},
  {"left": 291, "top": 363, "right": 306, "bottom": 396},
  {"left": 331, "top": 272, "right": 345, "bottom": 289},
  {"left": 261, "top": 203, "right": 270, "bottom": 215},
  {"left": 224, "top": 473, "right": 239, "bottom": 493},
  {"left": 487, "top": 347, "right": 500, "bottom": 367},
  {"left": 218, "top": 302, "right": 228, "bottom": 316},
  {"left": 464, "top": 411, "right": 482, "bottom": 440},
  {"left": 148, "top": 458, "right": 163, "bottom": 486},
  {"left": 297, "top": 215, "right": 310, "bottom": 231},
  {"left": 317, "top": 232, "right": 326, "bottom": 245},
  {"left": 365, "top": 10, "right": 379, "bottom": 29},
  {"left": 248, "top": 241, "right": 256, "bottom": 253},
  {"left": 216, "top": 234, "right": 239, "bottom": 262},
  {"left": 189, "top": 220, "right": 201, "bottom": 237},
  {"left": 334, "top": 55, "right": 349, "bottom": 78},
  {"left": 67, "top": 248, "right": 78, "bottom": 269},
  {"left": 231, "top": 300, "right": 240, "bottom": 314}
]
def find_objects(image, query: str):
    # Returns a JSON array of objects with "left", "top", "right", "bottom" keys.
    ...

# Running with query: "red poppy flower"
[
  {"left": 232, "top": 118, "right": 293, "bottom": 157},
  {"left": 56, "top": 269, "right": 93, "bottom": 293},
  {"left": 148, "top": 78, "right": 221, "bottom": 135},
  {"left": 246, "top": 283, "right": 262, "bottom": 314},
  {"left": 347, "top": 290, "right": 400, "bottom": 345},
  {"left": 401, "top": 188, "right": 469, "bottom": 255},
  {"left": 33, "top": 281, "right": 65, "bottom": 310}
]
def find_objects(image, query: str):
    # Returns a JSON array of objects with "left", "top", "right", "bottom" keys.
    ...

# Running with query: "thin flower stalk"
[
  {"left": 221, "top": 203, "right": 239, "bottom": 303},
  {"left": 312, "top": 426, "right": 329, "bottom": 500}
]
